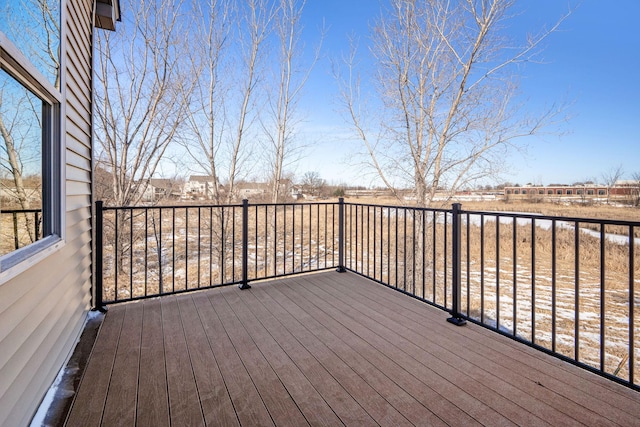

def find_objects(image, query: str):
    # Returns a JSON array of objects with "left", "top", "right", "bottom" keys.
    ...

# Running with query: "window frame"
[{"left": 0, "top": 32, "right": 64, "bottom": 276}]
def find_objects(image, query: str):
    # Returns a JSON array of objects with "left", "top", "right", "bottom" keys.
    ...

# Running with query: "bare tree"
[
  {"left": 181, "top": 0, "right": 231, "bottom": 203},
  {"left": 263, "top": 0, "right": 322, "bottom": 203},
  {"left": 181, "top": 0, "right": 274, "bottom": 204},
  {"left": 300, "top": 171, "right": 325, "bottom": 197},
  {"left": 336, "top": 0, "right": 571, "bottom": 207},
  {"left": 94, "top": 0, "right": 193, "bottom": 207},
  {"left": 226, "top": 0, "right": 275, "bottom": 202},
  {"left": 601, "top": 164, "right": 624, "bottom": 204},
  {"left": 632, "top": 171, "right": 640, "bottom": 207},
  {"left": 94, "top": 0, "right": 195, "bottom": 277}
]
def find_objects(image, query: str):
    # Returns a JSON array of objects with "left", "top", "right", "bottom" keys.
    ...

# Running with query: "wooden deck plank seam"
[
  {"left": 176, "top": 295, "right": 214, "bottom": 426},
  {"left": 245, "top": 284, "right": 392, "bottom": 425},
  {"left": 330, "top": 279, "right": 612, "bottom": 426},
  {"left": 311, "top": 275, "right": 608, "bottom": 426},
  {"left": 271, "top": 277, "right": 513, "bottom": 426},
  {"left": 250, "top": 285, "right": 416, "bottom": 426},
  {"left": 216, "top": 288, "right": 346, "bottom": 426},
  {"left": 210, "top": 288, "right": 309, "bottom": 426},
  {"left": 331, "top": 273, "right": 640, "bottom": 422},
  {"left": 316, "top": 274, "right": 636, "bottom": 424},
  {"left": 230, "top": 287, "right": 381, "bottom": 425},
  {"left": 187, "top": 294, "right": 243, "bottom": 426},
  {"left": 192, "top": 292, "right": 274, "bottom": 425},
  {"left": 257, "top": 281, "right": 487, "bottom": 425},
  {"left": 248, "top": 281, "right": 454, "bottom": 427},
  {"left": 355, "top": 274, "right": 638, "bottom": 402}
]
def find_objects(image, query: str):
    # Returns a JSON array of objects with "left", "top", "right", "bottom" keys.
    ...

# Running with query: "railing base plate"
[
  {"left": 446, "top": 316, "right": 467, "bottom": 326},
  {"left": 238, "top": 283, "right": 252, "bottom": 290}
]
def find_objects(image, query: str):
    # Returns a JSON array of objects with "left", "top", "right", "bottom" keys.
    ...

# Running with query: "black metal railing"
[
  {"left": 95, "top": 200, "right": 340, "bottom": 304},
  {"left": 342, "top": 202, "right": 639, "bottom": 391},
  {"left": 0, "top": 208, "right": 42, "bottom": 255},
  {"left": 95, "top": 198, "right": 639, "bottom": 390}
]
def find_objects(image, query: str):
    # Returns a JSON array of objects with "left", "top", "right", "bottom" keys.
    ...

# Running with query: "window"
[
  {"left": 577, "top": 190, "right": 583, "bottom": 195},
  {"left": 587, "top": 189, "right": 594, "bottom": 195},
  {"left": 538, "top": 190, "right": 544, "bottom": 195},
  {"left": 1, "top": 0, "right": 61, "bottom": 268},
  {"left": 547, "top": 190, "right": 553, "bottom": 195},
  {"left": 557, "top": 190, "right": 563, "bottom": 195},
  {"left": 598, "top": 189, "right": 606, "bottom": 196},
  {"left": 566, "top": 190, "right": 572, "bottom": 195}
]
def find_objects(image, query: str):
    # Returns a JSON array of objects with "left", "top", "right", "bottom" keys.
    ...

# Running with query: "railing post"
[
  {"left": 336, "top": 197, "right": 346, "bottom": 272},
  {"left": 12, "top": 212, "right": 19, "bottom": 250},
  {"left": 93, "top": 201, "right": 107, "bottom": 312},
  {"left": 239, "top": 199, "right": 251, "bottom": 289},
  {"left": 447, "top": 203, "right": 466, "bottom": 326}
]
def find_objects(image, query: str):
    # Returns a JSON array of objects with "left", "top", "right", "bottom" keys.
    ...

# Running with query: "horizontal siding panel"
[
  {"left": 66, "top": 181, "right": 91, "bottom": 197},
  {"left": 66, "top": 6, "right": 91, "bottom": 73},
  {"left": 66, "top": 194, "right": 92, "bottom": 213},
  {"left": 66, "top": 149, "right": 91, "bottom": 172},
  {"left": 9, "top": 306, "right": 87, "bottom": 427},
  {"left": 66, "top": 3, "right": 92, "bottom": 71},
  {"left": 66, "top": 123, "right": 91, "bottom": 154},
  {"left": 1, "top": 264, "right": 90, "bottom": 426},
  {"left": 0, "top": 248, "right": 90, "bottom": 394},
  {"left": 66, "top": 101, "right": 91, "bottom": 138},
  {"left": 66, "top": 64, "right": 91, "bottom": 114},
  {"left": 66, "top": 164, "right": 91, "bottom": 184},
  {"left": 66, "top": 205, "right": 92, "bottom": 227},
  {"left": 65, "top": 217, "right": 93, "bottom": 243}
]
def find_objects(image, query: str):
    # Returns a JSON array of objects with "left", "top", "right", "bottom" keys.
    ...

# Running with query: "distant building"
[
  {"left": 138, "top": 179, "right": 180, "bottom": 202},
  {"left": 503, "top": 181, "right": 639, "bottom": 202},
  {"left": 183, "top": 175, "right": 218, "bottom": 200}
]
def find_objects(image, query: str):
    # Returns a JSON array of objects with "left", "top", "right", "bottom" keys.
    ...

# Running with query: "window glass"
[
  {"left": 0, "top": 69, "right": 46, "bottom": 257},
  {"left": 0, "top": 0, "right": 61, "bottom": 88}
]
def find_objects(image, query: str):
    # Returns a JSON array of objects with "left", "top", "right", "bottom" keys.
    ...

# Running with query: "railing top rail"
[
  {"left": 1, "top": 208, "right": 42, "bottom": 214},
  {"left": 343, "top": 201, "right": 451, "bottom": 213},
  {"left": 245, "top": 201, "right": 340, "bottom": 208},
  {"left": 99, "top": 200, "right": 340, "bottom": 211},
  {"left": 101, "top": 202, "right": 244, "bottom": 211},
  {"left": 461, "top": 209, "right": 640, "bottom": 227}
]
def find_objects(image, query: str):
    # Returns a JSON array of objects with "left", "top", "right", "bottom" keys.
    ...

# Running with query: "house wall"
[{"left": 0, "top": 0, "right": 95, "bottom": 425}]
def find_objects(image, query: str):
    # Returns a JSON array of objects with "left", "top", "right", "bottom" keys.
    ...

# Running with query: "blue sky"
[{"left": 292, "top": 1, "right": 640, "bottom": 187}]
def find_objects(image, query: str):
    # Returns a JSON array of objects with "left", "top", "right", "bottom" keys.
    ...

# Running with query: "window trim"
[{"left": 0, "top": 29, "right": 64, "bottom": 277}]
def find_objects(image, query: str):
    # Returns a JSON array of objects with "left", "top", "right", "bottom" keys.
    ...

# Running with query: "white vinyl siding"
[{"left": 0, "top": 0, "right": 95, "bottom": 425}]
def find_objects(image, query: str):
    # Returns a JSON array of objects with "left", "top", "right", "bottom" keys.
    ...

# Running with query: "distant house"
[
  {"left": 0, "top": 1, "right": 120, "bottom": 426},
  {"left": 182, "top": 175, "right": 218, "bottom": 200},
  {"left": 234, "top": 180, "right": 293, "bottom": 201},
  {"left": 236, "top": 182, "right": 270, "bottom": 199},
  {"left": 138, "top": 178, "right": 180, "bottom": 202}
]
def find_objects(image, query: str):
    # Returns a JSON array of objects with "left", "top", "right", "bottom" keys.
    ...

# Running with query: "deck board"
[
  {"left": 65, "top": 271, "right": 640, "bottom": 426},
  {"left": 136, "top": 299, "right": 170, "bottom": 426}
]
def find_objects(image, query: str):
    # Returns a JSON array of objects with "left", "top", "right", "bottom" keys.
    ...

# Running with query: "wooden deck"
[{"left": 64, "top": 271, "right": 640, "bottom": 426}]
